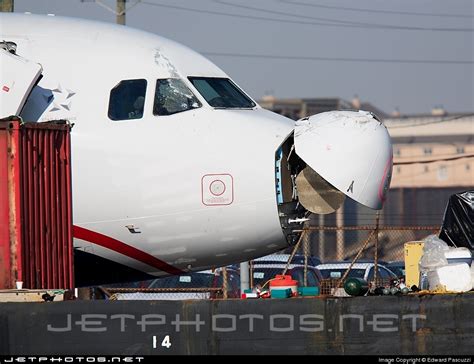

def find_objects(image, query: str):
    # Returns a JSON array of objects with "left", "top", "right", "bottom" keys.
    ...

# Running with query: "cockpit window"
[
  {"left": 153, "top": 79, "right": 201, "bottom": 116},
  {"left": 188, "top": 77, "right": 256, "bottom": 109},
  {"left": 108, "top": 79, "right": 147, "bottom": 121}
]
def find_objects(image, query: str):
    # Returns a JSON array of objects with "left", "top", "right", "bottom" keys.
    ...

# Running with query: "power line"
[
  {"left": 201, "top": 51, "right": 474, "bottom": 65},
  {"left": 341, "top": 213, "right": 448, "bottom": 217},
  {"left": 280, "top": 0, "right": 474, "bottom": 19},
  {"left": 141, "top": 0, "right": 340, "bottom": 26},
  {"left": 213, "top": 0, "right": 474, "bottom": 32},
  {"left": 392, "top": 159, "right": 473, "bottom": 182},
  {"left": 141, "top": 1, "right": 474, "bottom": 32},
  {"left": 387, "top": 113, "right": 474, "bottom": 128},
  {"left": 393, "top": 154, "right": 474, "bottom": 165},
  {"left": 213, "top": 0, "right": 393, "bottom": 28},
  {"left": 396, "top": 151, "right": 474, "bottom": 160}
]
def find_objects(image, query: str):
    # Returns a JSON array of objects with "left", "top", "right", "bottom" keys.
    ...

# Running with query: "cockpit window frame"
[
  {"left": 188, "top": 77, "right": 256, "bottom": 109},
  {"left": 153, "top": 78, "right": 202, "bottom": 116},
  {"left": 108, "top": 78, "right": 147, "bottom": 121}
]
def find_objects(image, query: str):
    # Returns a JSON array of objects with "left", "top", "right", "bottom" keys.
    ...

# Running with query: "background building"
[
  {"left": 259, "top": 95, "right": 388, "bottom": 120},
  {"left": 384, "top": 111, "right": 473, "bottom": 225}
]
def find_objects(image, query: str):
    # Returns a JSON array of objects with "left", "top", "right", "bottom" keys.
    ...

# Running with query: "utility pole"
[
  {"left": 0, "top": 0, "right": 14, "bottom": 12},
  {"left": 318, "top": 214, "right": 325, "bottom": 261},
  {"left": 116, "top": 0, "right": 126, "bottom": 25},
  {"left": 81, "top": 0, "right": 130, "bottom": 25},
  {"left": 240, "top": 262, "right": 250, "bottom": 292},
  {"left": 336, "top": 204, "right": 344, "bottom": 260}
]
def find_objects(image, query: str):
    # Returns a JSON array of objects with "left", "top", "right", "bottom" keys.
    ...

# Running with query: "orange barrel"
[{"left": 269, "top": 275, "right": 298, "bottom": 296}]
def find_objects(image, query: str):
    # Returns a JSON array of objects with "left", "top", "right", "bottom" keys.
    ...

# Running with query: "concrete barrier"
[{"left": 1, "top": 294, "right": 473, "bottom": 355}]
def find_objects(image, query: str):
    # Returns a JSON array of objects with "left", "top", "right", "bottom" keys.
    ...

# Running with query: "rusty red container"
[{"left": 0, "top": 119, "right": 74, "bottom": 289}]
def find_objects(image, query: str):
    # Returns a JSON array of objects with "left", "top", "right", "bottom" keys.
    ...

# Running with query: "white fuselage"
[
  {"left": 1, "top": 13, "right": 394, "bottom": 282},
  {"left": 0, "top": 14, "right": 294, "bottom": 276}
]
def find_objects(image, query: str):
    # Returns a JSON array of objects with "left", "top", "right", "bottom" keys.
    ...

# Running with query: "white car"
[
  {"left": 253, "top": 253, "right": 321, "bottom": 267},
  {"left": 316, "top": 262, "right": 398, "bottom": 282}
]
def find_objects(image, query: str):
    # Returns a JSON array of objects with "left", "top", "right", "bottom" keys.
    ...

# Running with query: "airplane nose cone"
[{"left": 294, "top": 110, "right": 393, "bottom": 210}]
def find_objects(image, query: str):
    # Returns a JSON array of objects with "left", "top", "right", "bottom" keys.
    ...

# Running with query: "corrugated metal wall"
[
  {"left": 0, "top": 121, "right": 13, "bottom": 289},
  {"left": 0, "top": 120, "right": 74, "bottom": 289}
]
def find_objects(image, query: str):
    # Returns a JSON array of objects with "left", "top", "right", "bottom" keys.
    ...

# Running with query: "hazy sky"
[{"left": 13, "top": 0, "right": 474, "bottom": 114}]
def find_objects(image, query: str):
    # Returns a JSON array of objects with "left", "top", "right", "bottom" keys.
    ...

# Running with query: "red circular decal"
[{"left": 209, "top": 180, "right": 226, "bottom": 196}]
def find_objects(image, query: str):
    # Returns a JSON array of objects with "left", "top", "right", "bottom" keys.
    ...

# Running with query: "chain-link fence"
[
  {"left": 250, "top": 225, "right": 439, "bottom": 296},
  {"left": 96, "top": 225, "right": 439, "bottom": 299},
  {"left": 98, "top": 267, "right": 240, "bottom": 301},
  {"left": 301, "top": 225, "right": 440, "bottom": 263}
]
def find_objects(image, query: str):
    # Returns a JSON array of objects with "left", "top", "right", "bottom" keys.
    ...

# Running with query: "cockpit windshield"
[
  {"left": 154, "top": 78, "right": 201, "bottom": 116},
  {"left": 188, "top": 77, "right": 256, "bottom": 109}
]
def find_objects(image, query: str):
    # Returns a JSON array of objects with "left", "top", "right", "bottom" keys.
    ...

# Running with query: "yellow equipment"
[{"left": 404, "top": 242, "right": 425, "bottom": 288}]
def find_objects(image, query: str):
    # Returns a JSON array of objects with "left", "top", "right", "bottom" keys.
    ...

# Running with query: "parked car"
[
  {"left": 316, "top": 262, "right": 398, "bottom": 282},
  {"left": 251, "top": 263, "right": 323, "bottom": 289},
  {"left": 107, "top": 267, "right": 240, "bottom": 300},
  {"left": 385, "top": 261, "right": 406, "bottom": 280},
  {"left": 252, "top": 265, "right": 323, "bottom": 289},
  {"left": 316, "top": 262, "right": 399, "bottom": 296},
  {"left": 252, "top": 254, "right": 321, "bottom": 268},
  {"left": 149, "top": 267, "right": 240, "bottom": 299},
  {"left": 248, "top": 254, "right": 323, "bottom": 290}
]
